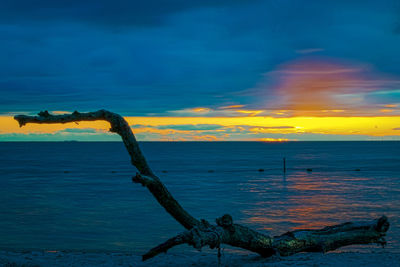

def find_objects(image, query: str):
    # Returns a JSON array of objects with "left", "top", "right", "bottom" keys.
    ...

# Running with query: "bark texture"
[{"left": 15, "top": 110, "right": 390, "bottom": 261}]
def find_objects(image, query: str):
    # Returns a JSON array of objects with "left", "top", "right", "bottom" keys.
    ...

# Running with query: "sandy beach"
[{"left": 1, "top": 249, "right": 400, "bottom": 267}]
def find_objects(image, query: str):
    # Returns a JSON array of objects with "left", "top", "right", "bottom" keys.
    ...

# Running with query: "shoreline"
[{"left": 1, "top": 249, "right": 400, "bottom": 267}]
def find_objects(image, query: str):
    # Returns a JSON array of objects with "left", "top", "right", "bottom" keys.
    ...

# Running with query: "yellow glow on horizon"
[
  {"left": 1, "top": 115, "right": 399, "bottom": 138},
  {"left": 126, "top": 116, "right": 400, "bottom": 137}
]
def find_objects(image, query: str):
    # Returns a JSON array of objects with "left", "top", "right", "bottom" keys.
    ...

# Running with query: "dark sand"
[{"left": 1, "top": 249, "right": 400, "bottom": 267}]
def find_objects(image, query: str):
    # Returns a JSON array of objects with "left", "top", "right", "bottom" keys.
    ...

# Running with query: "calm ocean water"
[{"left": 0, "top": 141, "right": 399, "bottom": 254}]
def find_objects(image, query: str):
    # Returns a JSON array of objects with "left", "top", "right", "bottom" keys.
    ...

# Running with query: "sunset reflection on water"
[
  {"left": 240, "top": 170, "right": 398, "bottom": 246},
  {"left": 1, "top": 142, "right": 399, "bottom": 253}
]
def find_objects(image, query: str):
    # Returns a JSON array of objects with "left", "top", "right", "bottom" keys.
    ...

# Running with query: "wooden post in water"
[{"left": 283, "top": 157, "right": 286, "bottom": 173}]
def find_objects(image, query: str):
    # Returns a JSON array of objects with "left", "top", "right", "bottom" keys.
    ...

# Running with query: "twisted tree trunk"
[{"left": 14, "top": 110, "right": 390, "bottom": 261}]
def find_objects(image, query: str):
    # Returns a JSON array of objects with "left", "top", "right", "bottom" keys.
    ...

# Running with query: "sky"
[{"left": 1, "top": 0, "right": 400, "bottom": 141}]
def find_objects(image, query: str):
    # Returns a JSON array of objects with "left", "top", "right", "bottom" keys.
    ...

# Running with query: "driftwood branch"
[
  {"left": 144, "top": 214, "right": 389, "bottom": 260},
  {"left": 15, "top": 110, "right": 390, "bottom": 261}
]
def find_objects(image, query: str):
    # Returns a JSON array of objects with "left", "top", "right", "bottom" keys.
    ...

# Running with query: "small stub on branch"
[
  {"left": 216, "top": 214, "right": 235, "bottom": 233},
  {"left": 216, "top": 214, "right": 233, "bottom": 227},
  {"left": 38, "top": 110, "right": 50, "bottom": 117}
]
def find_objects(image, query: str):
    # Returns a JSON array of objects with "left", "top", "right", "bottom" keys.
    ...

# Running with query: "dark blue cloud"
[
  {"left": 0, "top": 0, "right": 259, "bottom": 27},
  {"left": 1, "top": 0, "right": 400, "bottom": 115}
]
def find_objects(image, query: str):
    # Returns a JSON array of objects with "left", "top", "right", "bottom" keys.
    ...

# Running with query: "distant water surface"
[{"left": 0, "top": 141, "right": 399, "bottom": 254}]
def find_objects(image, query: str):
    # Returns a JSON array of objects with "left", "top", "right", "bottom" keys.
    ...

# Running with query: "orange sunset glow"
[
  {"left": 1, "top": 113, "right": 399, "bottom": 141},
  {"left": 2, "top": 57, "right": 399, "bottom": 141}
]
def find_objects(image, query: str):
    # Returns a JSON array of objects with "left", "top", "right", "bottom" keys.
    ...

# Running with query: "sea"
[{"left": 0, "top": 141, "right": 399, "bottom": 254}]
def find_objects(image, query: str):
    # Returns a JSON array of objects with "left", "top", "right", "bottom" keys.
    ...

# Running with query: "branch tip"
[
  {"left": 14, "top": 115, "right": 26, "bottom": 127},
  {"left": 38, "top": 110, "right": 50, "bottom": 117}
]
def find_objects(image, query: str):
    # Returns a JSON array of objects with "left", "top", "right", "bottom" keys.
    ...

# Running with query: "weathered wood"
[
  {"left": 144, "top": 214, "right": 389, "bottom": 260},
  {"left": 14, "top": 110, "right": 390, "bottom": 261}
]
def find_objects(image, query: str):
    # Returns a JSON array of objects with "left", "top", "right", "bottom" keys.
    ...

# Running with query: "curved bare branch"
[{"left": 15, "top": 110, "right": 200, "bottom": 229}]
